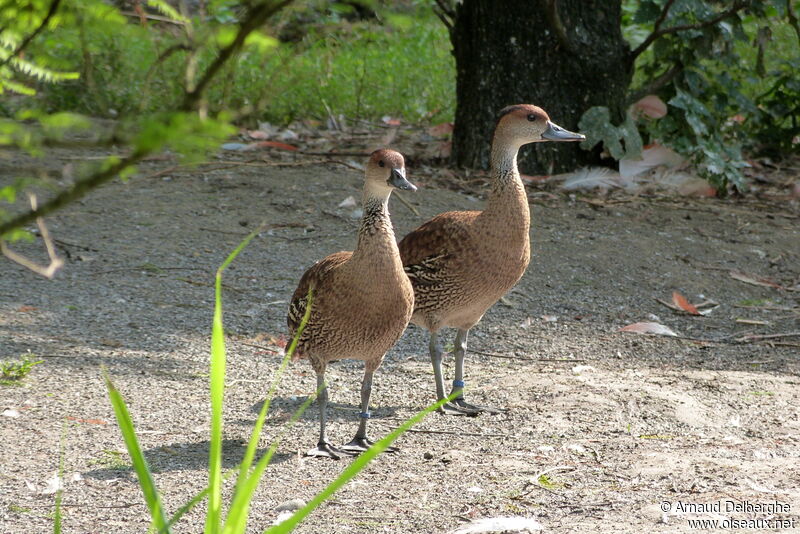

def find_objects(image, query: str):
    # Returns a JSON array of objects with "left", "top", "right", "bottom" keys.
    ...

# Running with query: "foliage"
[
  {"left": 587, "top": 0, "right": 800, "bottom": 193},
  {"left": 27, "top": 4, "right": 452, "bottom": 124},
  {"left": 0, "top": 354, "right": 43, "bottom": 382},
  {"left": 102, "top": 230, "right": 449, "bottom": 533},
  {"left": 0, "top": 0, "right": 285, "bottom": 251},
  {"left": 579, "top": 106, "right": 643, "bottom": 161}
]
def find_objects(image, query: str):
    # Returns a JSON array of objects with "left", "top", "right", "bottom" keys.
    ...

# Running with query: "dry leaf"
[
  {"left": 381, "top": 116, "right": 402, "bottom": 126},
  {"left": 631, "top": 95, "right": 667, "bottom": 119},
  {"left": 338, "top": 196, "right": 357, "bottom": 208},
  {"left": 672, "top": 291, "right": 700, "bottom": 315},
  {"left": 729, "top": 270, "right": 785, "bottom": 290},
  {"left": 246, "top": 129, "right": 270, "bottom": 140},
  {"left": 66, "top": 416, "right": 108, "bottom": 425},
  {"left": 250, "top": 141, "right": 299, "bottom": 151},
  {"left": 17, "top": 305, "right": 37, "bottom": 313},
  {"left": 619, "top": 322, "right": 678, "bottom": 337},
  {"left": 428, "top": 122, "right": 454, "bottom": 137}
]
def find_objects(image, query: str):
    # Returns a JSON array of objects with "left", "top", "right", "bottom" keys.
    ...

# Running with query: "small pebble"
[
  {"left": 275, "top": 498, "right": 306, "bottom": 512},
  {"left": 423, "top": 451, "right": 434, "bottom": 460}
]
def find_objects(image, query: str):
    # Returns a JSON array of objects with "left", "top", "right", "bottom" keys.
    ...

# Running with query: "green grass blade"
[
  {"left": 161, "top": 469, "right": 237, "bottom": 534},
  {"left": 52, "top": 420, "right": 67, "bottom": 534},
  {"left": 206, "top": 227, "right": 263, "bottom": 534},
  {"left": 264, "top": 393, "right": 457, "bottom": 534},
  {"left": 104, "top": 370, "right": 168, "bottom": 531},
  {"left": 223, "top": 288, "right": 313, "bottom": 534},
  {"left": 223, "top": 384, "right": 319, "bottom": 534}
]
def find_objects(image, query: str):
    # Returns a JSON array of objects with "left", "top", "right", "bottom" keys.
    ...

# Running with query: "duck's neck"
[
  {"left": 484, "top": 139, "right": 530, "bottom": 227},
  {"left": 352, "top": 193, "right": 399, "bottom": 263}
]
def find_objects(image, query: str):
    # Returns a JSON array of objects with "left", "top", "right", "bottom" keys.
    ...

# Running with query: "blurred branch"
[
  {"left": 432, "top": 0, "right": 455, "bottom": 33},
  {"left": 181, "top": 0, "right": 293, "bottom": 113},
  {"left": 627, "top": 62, "right": 683, "bottom": 104},
  {"left": 630, "top": 0, "right": 748, "bottom": 61},
  {"left": 1, "top": 194, "right": 64, "bottom": 279},
  {"left": 542, "top": 0, "right": 574, "bottom": 54},
  {"left": 0, "top": 151, "right": 148, "bottom": 238},
  {"left": 0, "top": 0, "right": 62, "bottom": 70}
]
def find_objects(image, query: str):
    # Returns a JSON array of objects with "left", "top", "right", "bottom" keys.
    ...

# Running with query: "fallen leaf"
[
  {"left": 269, "top": 335, "right": 288, "bottom": 349},
  {"left": 17, "top": 305, "right": 37, "bottom": 313},
  {"left": 729, "top": 270, "right": 785, "bottom": 290},
  {"left": 428, "top": 122, "right": 454, "bottom": 137},
  {"left": 66, "top": 416, "right": 108, "bottom": 425},
  {"left": 672, "top": 291, "right": 700, "bottom": 315},
  {"left": 631, "top": 95, "right": 667, "bottom": 119},
  {"left": 246, "top": 129, "right": 270, "bottom": 140},
  {"left": 249, "top": 141, "right": 299, "bottom": 151},
  {"left": 381, "top": 116, "right": 402, "bottom": 126},
  {"left": 41, "top": 473, "right": 63, "bottom": 495},
  {"left": 338, "top": 196, "right": 357, "bottom": 208},
  {"left": 619, "top": 322, "right": 678, "bottom": 337}
]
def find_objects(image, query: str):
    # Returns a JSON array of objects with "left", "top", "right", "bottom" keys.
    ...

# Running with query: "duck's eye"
[
  {"left": 379, "top": 160, "right": 385, "bottom": 167},
  {"left": 527, "top": 113, "right": 537, "bottom": 122}
]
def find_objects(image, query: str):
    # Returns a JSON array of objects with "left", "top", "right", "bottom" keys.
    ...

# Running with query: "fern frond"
[
  {"left": 146, "top": 0, "right": 190, "bottom": 23},
  {"left": 0, "top": 79, "right": 37, "bottom": 95},
  {"left": 8, "top": 56, "right": 79, "bottom": 82}
]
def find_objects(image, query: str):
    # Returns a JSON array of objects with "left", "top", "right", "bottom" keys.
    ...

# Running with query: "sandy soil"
[{"left": 1, "top": 145, "right": 798, "bottom": 534}]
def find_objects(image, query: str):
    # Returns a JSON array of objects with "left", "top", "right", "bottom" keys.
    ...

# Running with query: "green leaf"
[
  {"left": 265, "top": 393, "right": 457, "bottom": 534},
  {"left": 578, "top": 106, "right": 643, "bottom": 161},
  {"left": 105, "top": 370, "right": 168, "bottom": 531},
  {"left": 206, "top": 227, "right": 263, "bottom": 534}
]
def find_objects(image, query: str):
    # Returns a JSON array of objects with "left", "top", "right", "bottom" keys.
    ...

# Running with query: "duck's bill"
[
  {"left": 542, "top": 120, "right": 585, "bottom": 142},
  {"left": 389, "top": 168, "right": 417, "bottom": 191}
]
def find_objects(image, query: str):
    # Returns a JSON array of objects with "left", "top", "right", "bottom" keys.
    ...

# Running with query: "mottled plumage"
[
  {"left": 286, "top": 149, "right": 416, "bottom": 458},
  {"left": 399, "top": 104, "right": 584, "bottom": 415}
]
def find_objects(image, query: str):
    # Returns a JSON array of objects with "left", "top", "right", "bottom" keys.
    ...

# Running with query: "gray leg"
[
  {"left": 430, "top": 330, "right": 479, "bottom": 416},
  {"left": 449, "top": 328, "right": 504, "bottom": 415},
  {"left": 306, "top": 370, "right": 355, "bottom": 459},
  {"left": 341, "top": 367, "right": 398, "bottom": 453}
]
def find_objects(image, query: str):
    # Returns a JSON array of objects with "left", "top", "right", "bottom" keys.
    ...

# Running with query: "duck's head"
[
  {"left": 366, "top": 149, "right": 417, "bottom": 194},
  {"left": 494, "top": 104, "right": 585, "bottom": 147}
]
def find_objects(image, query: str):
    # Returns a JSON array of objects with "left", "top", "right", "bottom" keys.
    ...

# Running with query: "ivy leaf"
[{"left": 578, "top": 106, "right": 643, "bottom": 161}]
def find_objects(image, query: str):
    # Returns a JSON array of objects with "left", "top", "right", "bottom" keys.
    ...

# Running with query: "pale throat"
[{"left": 486, "top": 138, "right": 530, "bottom": 223}]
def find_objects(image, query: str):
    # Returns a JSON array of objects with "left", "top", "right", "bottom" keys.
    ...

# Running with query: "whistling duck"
[
  {"left": 399, "top": 105, "right": 584, "bottom": 415},
  {"left": 288, "top": 149, "right": 417, "bottom": 458}
]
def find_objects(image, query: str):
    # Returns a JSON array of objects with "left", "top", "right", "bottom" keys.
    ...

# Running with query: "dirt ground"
[{"left": 1, "top": 144, "right": 798, "bottom": 534}]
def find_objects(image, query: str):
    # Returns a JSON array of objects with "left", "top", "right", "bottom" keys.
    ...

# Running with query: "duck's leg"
[
  {"left": 430, "top": 331, "right": 479, "bottom": 416},
  {"left": 307, "top": 369, "right": 355, "bottom": 459},
  {"left": 449, "top": 328, "right": 504, "bottom": 414},
  {"left": 341, "top": 365, "right": 398, "bottom": 453}
]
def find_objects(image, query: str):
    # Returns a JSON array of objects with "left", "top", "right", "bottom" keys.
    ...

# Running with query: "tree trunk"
[{"left": 450, "top": 0, "right": 632, "bottom": 175}]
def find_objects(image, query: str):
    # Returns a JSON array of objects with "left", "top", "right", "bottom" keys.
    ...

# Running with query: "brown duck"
[
  {"left": 398, "top": 105, "right": 584, "bottom": 415},
  {"left": 288, "top": 149, "right": 416, "bottom": 458}
]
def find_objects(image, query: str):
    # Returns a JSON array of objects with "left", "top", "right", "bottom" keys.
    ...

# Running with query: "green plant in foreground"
[
  {"left": 0, "top": 355, "right": 43, "bottom": 382},
  {"left": 101, "top": 228, "right": 453, "bottom": 534}
]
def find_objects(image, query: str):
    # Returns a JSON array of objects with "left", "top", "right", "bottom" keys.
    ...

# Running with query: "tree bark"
[{"left": 450, "top": 0, "right": 632, "bottom": 175}]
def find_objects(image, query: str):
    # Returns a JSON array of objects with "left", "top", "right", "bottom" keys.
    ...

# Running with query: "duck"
[
  {"left": 398, "top": 104, "right": 584, "bottom": 415},
  {"left": 287, "top": 149, "right": 416, "bottom": 458}
]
